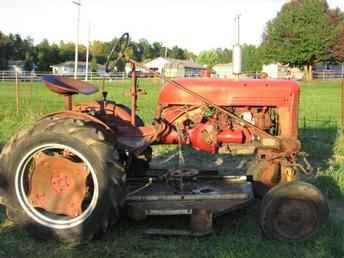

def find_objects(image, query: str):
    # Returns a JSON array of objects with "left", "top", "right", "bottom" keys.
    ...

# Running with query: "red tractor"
[{"left": 0, "top": 33, "right": 328, "bottom": 242}]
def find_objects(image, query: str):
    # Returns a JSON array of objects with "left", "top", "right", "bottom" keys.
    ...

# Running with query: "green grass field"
[{"left": 0, "top": 79, "right": 344, "bottom": 258}]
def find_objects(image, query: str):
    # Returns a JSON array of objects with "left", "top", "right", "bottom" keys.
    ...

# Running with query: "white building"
[
  {"left": 8, "top": 60, "right": 25, "bottom": 73},
  {"left": 262, "top": 63, "right": 304, "bottom": 80},
  {"left": 262, "top": 63, "right": 289, "bottom": 79},
  {"left": 144, "top": 57, "right": 170, "bottom": 73},
  {"left": 212, "top": 63, "right": 234, "bottom": 79},
  {"left": 144, "top": 57, "right": 204, "bottom": 77},
  {"left": 51, "top": 61, "right": 105, "bottom": 75}
]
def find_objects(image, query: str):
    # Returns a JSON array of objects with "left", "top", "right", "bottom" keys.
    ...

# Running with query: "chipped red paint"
[
  {"left": 159, "top": 79, "right": 299, "bottom": 107},
  {"left": 159, "top": 79, "right": 300, "bottom": 138}
]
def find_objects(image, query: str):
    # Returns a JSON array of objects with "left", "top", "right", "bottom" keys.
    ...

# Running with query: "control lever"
[{"left": 102, "top": 91, "right": 108, "bottom": 113}]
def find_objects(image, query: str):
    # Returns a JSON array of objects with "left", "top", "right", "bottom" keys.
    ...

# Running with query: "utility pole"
[
  {"left": 73, "top": 0, "right": 81, "bottom": 79},
  {"left": 85, "top": 21, "right": 91, "bottom": 81}
]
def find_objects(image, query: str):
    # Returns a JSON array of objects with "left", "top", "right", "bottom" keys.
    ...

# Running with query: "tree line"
[
  {"left": 0, "top": 33, "right": 198, "bottom": 72},
  {"left": 0, "top": 0, "right": 343, "bottom": 75}
]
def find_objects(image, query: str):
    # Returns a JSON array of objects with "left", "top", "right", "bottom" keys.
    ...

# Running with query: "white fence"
[
  {"left": 313, "top": 71, "right": 344, "bottom": 80},
  {"left": 0, "top": 71, "right": 129, "bottom": 82},
  {"left": 1, "top": 70, "right": 344, "bottom": 82}
]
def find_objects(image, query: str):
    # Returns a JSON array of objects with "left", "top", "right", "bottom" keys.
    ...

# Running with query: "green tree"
[
  {"left": 90, "top": 56, "right": 98, "bottom": 73},
  {"left": 0, "top": 31, "right": 11, "bottom": 69},
  {"left": 59, "top": 41, "right": 75, "bottom": 62},
  {"left": 261, "top": 0, "right": 337, "bottom": 80},
  {"left": 328, "top": 8, "right": 344, "bottom": 61},
  {"left": 196, "top": 49, "right": 220, "bottom": 68},
  {"left": 241, "top": 44, "right": 263, "bottom": 72},
  {"left": 35, "top": 39, "right": 61, "bottom": 71},
  {"left": 169, "top": 46, "right": 186, "bottom": 59}
]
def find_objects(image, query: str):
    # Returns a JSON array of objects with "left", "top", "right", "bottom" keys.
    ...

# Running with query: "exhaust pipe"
[{"left": 233, "top": 15, "right": 242, "bottom": 80}]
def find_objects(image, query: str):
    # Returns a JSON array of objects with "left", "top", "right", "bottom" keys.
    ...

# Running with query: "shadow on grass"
[{"left": 299, "top": 126, "right": 338, "bottom": 170}]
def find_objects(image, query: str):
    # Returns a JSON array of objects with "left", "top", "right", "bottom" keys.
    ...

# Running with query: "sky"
[{"left": 1, "top": 0, "right": 344, "bottom": 53}]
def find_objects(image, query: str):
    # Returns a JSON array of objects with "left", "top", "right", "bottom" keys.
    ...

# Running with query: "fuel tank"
[{"left": 158, "top": 79, "right": 300, "bottom": 107}]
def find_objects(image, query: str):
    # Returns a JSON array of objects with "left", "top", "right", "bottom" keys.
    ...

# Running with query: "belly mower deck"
[{"left": 125, "top": 168, "right": 254, "bottom": 236}]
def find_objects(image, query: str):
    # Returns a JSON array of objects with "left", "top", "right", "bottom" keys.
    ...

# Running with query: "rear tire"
[
  {"left": 259, "top": 181, "right": 328, "bottom": 240},
  {"left": 0, "top": 117, "right": 125, "bottom": 243}
]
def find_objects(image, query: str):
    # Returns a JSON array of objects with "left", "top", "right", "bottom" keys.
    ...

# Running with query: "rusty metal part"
[
  {"left": 271, "top": 198, "right": 319, "bottom": 240},
  {"left": 28, "top": 153, "right": 90, "bottom": 217},
  {"left": 130, "top": 63, "right": 138, "bottom": 126},
  {"left": 260, "top": 181, "right": 328, "bottom": 240},
  {"left": 138, "top": 209, "right": 214, "bottom": 237},
  {"left": 253, "top": 110, "right": 273, "bottom": 130},
  {"left": 72, "top": 101, "right": 162, "bottom": 152},
  {"left": 248, "top": 160, "right": 282, "bottom": 188},
  {"left": 218, "top": 143, "right": 257, "bottom": 155},
  {"left": 42, "top": 75, "right": 98, "bottom": 95},
  {"left": 190, "top": 209, "right": 213, "bottom": 235},
  {"left": 64, "top": 95, "right": 73, "bottom": 111},
  {"left": 127, "top": 193, "right": 248, "bottom": 201},
  {"left": 41, "top": 111, "right": 114, "bottom": 133},
  {"left": 283, "top": 152, "right": 314, "bottom": 176},
  {"left": 167, "top": 168, "right": 199, "bottom": 178}
]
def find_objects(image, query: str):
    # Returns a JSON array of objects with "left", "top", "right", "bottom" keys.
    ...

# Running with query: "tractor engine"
[
  {"left": 155, "top": 78, "right": 300, "bottom": 155},
  {"left": 158, "top": 105, "right": 276, "bottom": 154}
]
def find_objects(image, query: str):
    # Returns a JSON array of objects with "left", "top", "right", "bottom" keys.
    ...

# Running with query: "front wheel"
[
  {"left": 259, "top": 181, "right": 329, "bottom": 240},
  {"left": 0, "top": 118, "right": 125, "bottom": 242}
]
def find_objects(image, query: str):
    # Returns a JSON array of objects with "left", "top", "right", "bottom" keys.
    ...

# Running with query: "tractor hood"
[{"left": 159, "top": 79, "right": 300, "bottom": 107}]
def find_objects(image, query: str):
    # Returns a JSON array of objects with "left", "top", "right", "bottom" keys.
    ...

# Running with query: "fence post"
[
  {"left": 341, "top": 79, "right": 344, "bottom": 131},
  {"left": 15, "top": 70, "right": 20, "bottom": 113}
]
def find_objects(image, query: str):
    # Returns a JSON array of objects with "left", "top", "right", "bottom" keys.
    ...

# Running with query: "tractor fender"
[{"left": 41, "top": 111, "right": 114, "bottom": 133}]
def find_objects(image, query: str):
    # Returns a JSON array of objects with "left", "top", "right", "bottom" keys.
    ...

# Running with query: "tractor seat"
[{"left": 42, "top": 75, "right": 98, "bottom": 95}]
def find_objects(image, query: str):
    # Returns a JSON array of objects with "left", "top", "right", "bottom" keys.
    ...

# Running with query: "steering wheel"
[{"left": 105, "top": 33, "right": 130, "bottom": 73}]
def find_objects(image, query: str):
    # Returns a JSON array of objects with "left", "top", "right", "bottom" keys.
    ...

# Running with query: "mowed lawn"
[{"left": 0, "top": 79, "right": 343, "bottom": 258}]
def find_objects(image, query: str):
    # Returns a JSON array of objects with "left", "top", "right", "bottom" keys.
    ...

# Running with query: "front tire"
[
  {"left": 259, "top": 181, "right": 328, "bottom": 240},
  {"left": 0, "top": 118, "right": 125, "bottom": 242}
]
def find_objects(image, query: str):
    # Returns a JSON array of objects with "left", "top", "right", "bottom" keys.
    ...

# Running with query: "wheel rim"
[
  {"left": 272, "top": 198, "right": 319, "bottom": 240},
  {"left": 15, "top": 143, "right": 99, "bottom": 230}
]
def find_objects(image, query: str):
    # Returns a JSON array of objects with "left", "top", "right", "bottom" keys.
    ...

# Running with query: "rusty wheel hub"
[
  {"left": 28, "top": 152, "right": 90, "bottom": 218},
  {"left": 272, "top": 198, "right": 318, "bottom": 239}
]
